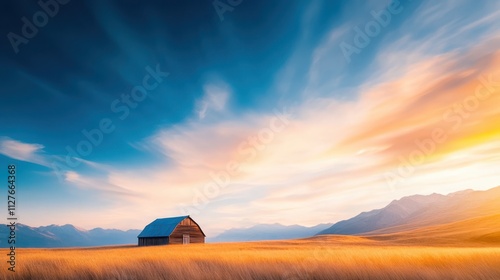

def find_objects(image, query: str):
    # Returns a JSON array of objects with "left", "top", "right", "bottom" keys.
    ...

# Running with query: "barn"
[{"left": 137, "top": 215, "right": 205, "bottom": 246}]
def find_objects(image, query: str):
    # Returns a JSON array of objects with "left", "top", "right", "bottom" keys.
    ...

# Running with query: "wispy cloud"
[
  {"left": 195, "top": 83, "right": 230, "bottom": 120},
  {"left": 0, "top": 137, "right": 48, "bottom": 166},
  {"left": 63, "top": 170, "right": 143, "bottom": 201}
]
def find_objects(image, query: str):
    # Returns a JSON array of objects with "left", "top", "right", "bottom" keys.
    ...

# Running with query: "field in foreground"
[{"left": 2, "top": 234, "right": 500, "bottom": 280}]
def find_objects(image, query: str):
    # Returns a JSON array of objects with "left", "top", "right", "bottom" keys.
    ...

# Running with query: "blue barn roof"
[{"left": 138, "top": 215, "right": 201, "bottom": 238}]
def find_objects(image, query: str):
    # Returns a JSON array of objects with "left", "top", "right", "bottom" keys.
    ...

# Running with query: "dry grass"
[{"left": 2, "top": 235, "right": 500, "bottom": 280}]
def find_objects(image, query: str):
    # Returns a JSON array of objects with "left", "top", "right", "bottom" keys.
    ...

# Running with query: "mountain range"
[
  {"left": 0, "top": 224, "right": 140, "bottom": 248},
  {"left": 207, "top": 223, "right": 332, "bottom": 242},
  {"left": 318, "top": 186, "right": 500, "bottom": 236},
  {"left": 2, "top": 186, "right": 498, "bottom": 247}
]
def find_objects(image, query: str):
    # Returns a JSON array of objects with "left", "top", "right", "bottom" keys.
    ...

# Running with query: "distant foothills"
[{"left": 1, "top": 186, "right": 499, "bottom": 248}]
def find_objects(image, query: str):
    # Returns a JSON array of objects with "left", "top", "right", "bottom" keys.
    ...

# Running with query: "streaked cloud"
[
  {"left": 0, "top": 137, "right": 48, "bottom": 166},
  {"left": 72, "top": 44, "right": 499, "bottom": 232}
]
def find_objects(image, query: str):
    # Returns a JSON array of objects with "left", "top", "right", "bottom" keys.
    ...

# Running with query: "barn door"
[{"left": 183, "top": 234, "right": 190, "bottom": 244}]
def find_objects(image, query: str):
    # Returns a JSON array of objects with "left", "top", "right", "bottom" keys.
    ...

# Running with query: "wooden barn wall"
[
  {"left": 138, "top": 237, "right": 169, "bottom": 246},
  {"left": 170, "top": 218, "right": 205, "bottom": 244}
]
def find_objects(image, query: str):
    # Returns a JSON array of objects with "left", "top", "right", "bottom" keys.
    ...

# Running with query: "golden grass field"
[
  {"left": 2, "top": 214, "right": 500, "bottom": 280},
  {"left": 2, "top": 235, "right": 500, "bottom": 280}
]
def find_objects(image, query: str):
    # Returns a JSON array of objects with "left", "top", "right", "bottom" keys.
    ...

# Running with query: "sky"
[{"left": 0, "top": 0, "right": 499, "bottom": 235}]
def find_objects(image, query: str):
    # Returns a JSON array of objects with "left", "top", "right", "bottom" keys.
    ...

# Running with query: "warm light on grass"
[{"left": 2, "top": 236, "right": 500, "bottom": 280}]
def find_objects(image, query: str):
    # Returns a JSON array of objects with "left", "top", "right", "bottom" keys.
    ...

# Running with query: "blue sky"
[{"left": 1, "top": 0, "right": 500, "bottom": 235}]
